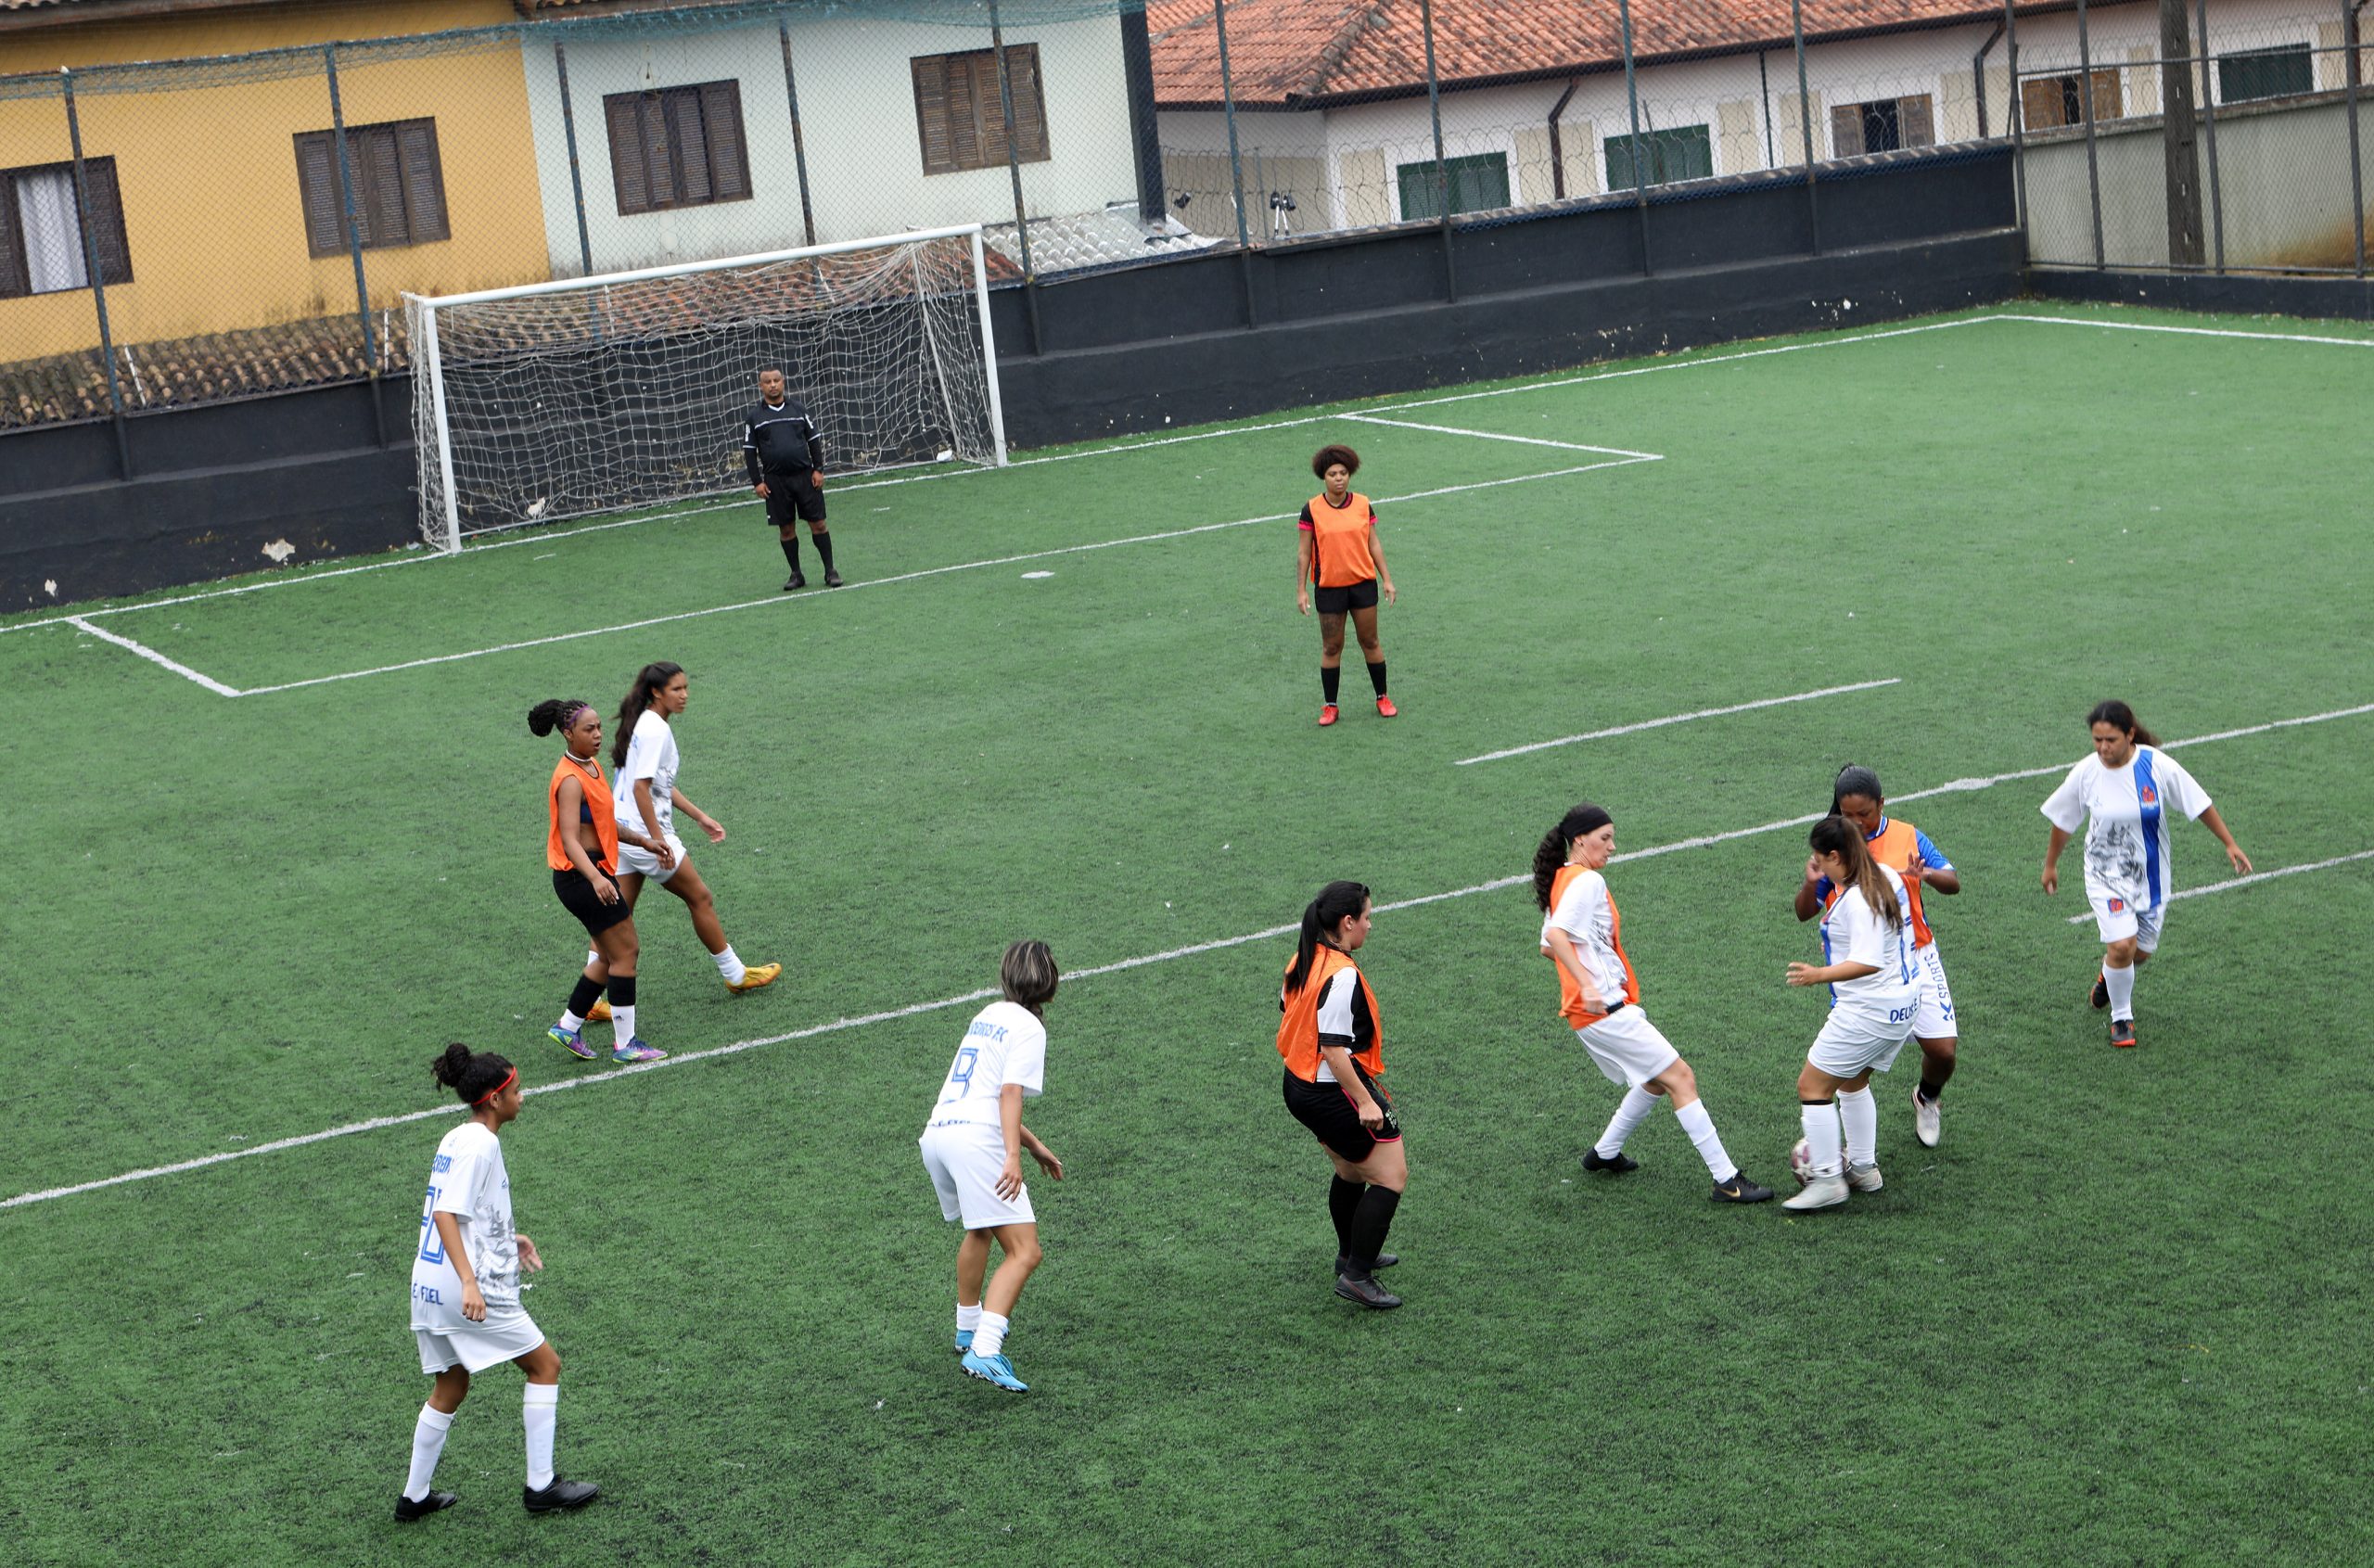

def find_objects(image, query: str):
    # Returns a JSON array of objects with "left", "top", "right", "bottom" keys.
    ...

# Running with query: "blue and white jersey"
[
  {"left": 925, "top": 1001, "right": 1045, "bottom": 1132},
  {"left": 409, "top": 1122, "right": 518, "bottom": 1332},
  {"left": 2041, "top": 746, "right": 2212, "bottom": 912},
  {"left": 1819, "top": 865, "right": 1921, "bottom": 1026}
]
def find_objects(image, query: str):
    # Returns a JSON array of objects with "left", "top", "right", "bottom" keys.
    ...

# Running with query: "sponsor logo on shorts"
[
  {"left": 2108, "top": 899, "right": 2125, "bottom": 912},
  {"left": 413, "top": 1282, "right": 442, "bottom": 1305}
]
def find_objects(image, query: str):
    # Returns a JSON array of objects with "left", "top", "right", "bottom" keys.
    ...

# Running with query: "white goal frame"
[{"left": 405, "top": 223, "right": 1009, "bottom": 555}]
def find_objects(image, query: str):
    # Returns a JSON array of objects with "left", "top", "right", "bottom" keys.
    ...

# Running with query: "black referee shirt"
[{"left": 742, "top": 399, "right": 823, "bottom": 482}]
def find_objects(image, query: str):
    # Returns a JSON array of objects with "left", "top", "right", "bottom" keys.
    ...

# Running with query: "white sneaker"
[
  {"left": 1782, "top": 1172, "right": 1848, "bottom": 1211},
  {"left": 1912, "top": 1090, "right": 1941, "bottom": 1148},
  {"left": 1846, "top": 1162, "right": 1883, "bottom": 1192}
]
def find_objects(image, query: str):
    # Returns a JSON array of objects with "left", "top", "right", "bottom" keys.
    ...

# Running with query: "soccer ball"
[{"left": 1789, "top": 1136, "right": 1849, "bottom": 1186}]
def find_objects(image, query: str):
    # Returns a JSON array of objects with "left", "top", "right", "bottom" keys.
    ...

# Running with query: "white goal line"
[
  {"left": 2063, "top": 848, "right": 2374, "bottom": 923},
  {"left": 8, "top": 695, "right": 2367, "bottom": 1214}
]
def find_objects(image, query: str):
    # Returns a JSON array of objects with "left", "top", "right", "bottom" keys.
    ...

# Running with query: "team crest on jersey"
[{"left": 2138, "top": 784, "right": 2157, "bottom": 806}]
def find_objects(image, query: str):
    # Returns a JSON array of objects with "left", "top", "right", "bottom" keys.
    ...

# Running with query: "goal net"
[{"left": 405, "top": 224, "right": 1005, "bottom": 551}]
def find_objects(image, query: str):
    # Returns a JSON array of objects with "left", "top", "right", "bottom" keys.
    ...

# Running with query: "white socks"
[
  {"left": 2105, "top": 962, "right": 2137, "bottom": 1022},
  {"left": 1838, "top": 1086, "right": 1878, "bottom": 1168},
  {"left": 523, "top": 1383, "right": 558, "bottom": 1491},
  {"left": 557, "top": 1009, "right": 586, "bottom": 1032},
  {"left": 612, "top": 1004, "right": 636, "bottom": 1047},
  {"left": 402, "top": 1405, "right": 453, "bottom": 1502},
  {"left": 956, "top": 1303, "right": 983, "bottom": 1333},
  {"left": 714, "top": 945, "right": 747, "bottom": 985},
  {"left": 1801, "top": 1101, "right": 1844, "bottom": 1179},
  {"left": 1594, "top": 1086, "right": 1659, "bottom": 1158},
  {"left": 1673, "top": 1099, "right": 1738, "bottom": 1183},
  {"left": 974, "top": 1311, "right": 1011, "bottom": 1358}
]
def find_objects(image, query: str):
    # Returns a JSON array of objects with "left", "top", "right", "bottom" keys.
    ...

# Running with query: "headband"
[{"left": 473, "top": 1065, "right": 518, "bottom": 1106}]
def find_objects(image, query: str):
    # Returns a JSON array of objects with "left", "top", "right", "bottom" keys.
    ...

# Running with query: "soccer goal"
[{"left": 404, "top": 224, "right": 1008, "bottom": 552}]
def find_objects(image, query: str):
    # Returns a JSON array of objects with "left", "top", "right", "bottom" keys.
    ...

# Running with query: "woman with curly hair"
[
  {"left": 529, "top": 698, "right": 667, "bottom": 1064},
  {"left": 1295, "top": 444, "right": 1397, "bottom": 726}
]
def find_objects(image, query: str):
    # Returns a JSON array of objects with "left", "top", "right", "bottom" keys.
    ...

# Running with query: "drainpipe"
[
  {"left": 1546, "top": 75, "right": 1580, "bottom": 198},
  {"left": 1973, "top": 19, "right": 2006, "bottom": 139}
]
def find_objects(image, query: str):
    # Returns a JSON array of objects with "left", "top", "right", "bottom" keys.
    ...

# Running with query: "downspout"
[
  {"left": 1973, "top": 19, "right": 2006, "bottom": 139},
  {"left": 1546, "top": 75, "right": 1579, "bottom": 198}
]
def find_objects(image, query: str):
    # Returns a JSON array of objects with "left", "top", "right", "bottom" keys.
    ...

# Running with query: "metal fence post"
[
  {"left": 2198, "top": 0, "right": 2227, "bottom": 271},
  {"left": 778, "top": 20, "right": 819, "bottom": 249},
  {"left": 552, "top": 41, "right": 595, "bottom": 276},
  {"left": 60, "top": 69, "right": 130, "bottom": 478},
  {"left": 323, "top": 46, "right": 389, "bottom": 446},
  {"left": 1210, "top": 0, "right": 1256, "bottom": 326},
  {"left": 1418, "top": 0, "right": 1458, "bottom": 301},
  {"left": 986, "top": 0, "right": 1042, "bottom": 354},
  {"left": 2007, "top": 0, "right": 2028, "bottom": 241},
  {"left": 2344, "top": 0, "right": 2366, "bottom": 277},
  {"left": 2077, "top": 0, "right": 2106, "bottom": 267},
  {"left": 1792, "top": 0, "right": 1821, "bottom": 256},
  {"left": 1619, "top": 0, "right": 1653, "bottom": 274}
]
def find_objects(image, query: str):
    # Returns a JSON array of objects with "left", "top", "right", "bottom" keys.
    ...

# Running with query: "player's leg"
[
  {"left": 775, "top": 508, "right": 805, "bottom": 590},
  {"left": 1911, "top": 944, "right": 1957, "bottom": 1145},
  {"left": 963, "top": 1221, "right": 1041, "bottom": 1389},
  {"left": 1317, "top": 610, "right": 1347, "bottom": 721},
  {"left": 514, "top": 1341, "right": 597, "bottom": 1512},
  {"left": 594, "top": 919, "right": 661, "bottom": 1063},
  {"left": 657, "top": 858, "right": 776, "bottom": 992},
  {"left": 2092, "top": 897, "right": 2142, "bottom": 1045},
  {"left": 802, "top": 491, "right": 839, "bottom": 586},
  {"left": 954, "top": 1227, "right": 991, "bottom": 1355},
  {"left": 1336, "top": 1133, "right": 1407, "bottom": 1303},
  {"left": 397, "top": 1359, "right": 469, "bottom": 1520},
  {"left": 1785, "top": 1058, "right": 1854, "bottom": 1211},
  {"left": 1834, "top": 1063, "right": 1885, "bottom": 1190},
  {"left": 1648, "top": 1053, "right": 1769, "bottom": 1202},
  {"left": 1349, "top": 599, "right": 1391, "bottom": 715}
]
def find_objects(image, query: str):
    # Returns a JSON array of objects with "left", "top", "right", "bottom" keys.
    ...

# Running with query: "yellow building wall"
[{"left": 0, "top": 0, "right": 551, "bottom": 360}]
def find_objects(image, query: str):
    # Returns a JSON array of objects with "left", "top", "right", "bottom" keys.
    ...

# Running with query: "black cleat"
[
  {"left": 823, "top": 567, "right": 844, "bottom": 587},
  {"left": 2090, "top": 972, "right": 2110, "bottom": 1010},
  {"left": 393, "top": 1490, "right": 457, "bottom": 1523},
  {"left": 1334, "top": 1253, "right": 1398, "bottom": 1276},
  {"left": 1711, "top": 1172, "right": 1775, "bottom": 1204},
  {"left": 1334, "top": 1272, "right": 1402, "bottom": 1309},
  {"left": 1581, "top": 1148, "right": 1639, "bottom": 1174},
  {"left": 2111, "top": 1019, "right": 2138, "bottom": 1049},
  {"left": 522, "top": 1477, "right": 601, "bottom": 1514},
  {"left": 783, "top": 571, "right": 806, "bottom": 592}
]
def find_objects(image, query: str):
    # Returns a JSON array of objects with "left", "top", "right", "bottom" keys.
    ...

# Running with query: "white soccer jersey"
[
  {"left": 1819, "top": 866, "right": 1921, "bottom": 1026},
  {"left": 1540, "top": 868, "right": 1630, "bottom": 1010},
  {"left": 613, "top": 708, "right": 680, "bottom": 838},
  {"left": 925, "top": 1001, "right": 1046, "bottom": 1130},
  {"left": 2040, "top": 746, "right": 2211, "bottom": 912},
  {"left": 409, "top": 1122, "right": 520, "bottom": 1332}
]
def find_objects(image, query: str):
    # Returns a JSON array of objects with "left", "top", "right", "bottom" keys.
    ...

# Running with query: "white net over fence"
[{"left": 408, "top": 231, "right": 997, "bottom": 546}]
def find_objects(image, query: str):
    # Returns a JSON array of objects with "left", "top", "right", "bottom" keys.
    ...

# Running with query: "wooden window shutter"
[
  {"left": 2021, "top": 77, "right": 2065, "bottom": 129},
  {"left": 1830, "top": 104, "right": 1865, "bottom": 158},
  {"left": 396, "top": 121, "right": 448, "bottom": 243},
  {"left": 946, "top": 53, "right": 984, "bottom": 171},
  {"left": 1005, "top": 45, "right": 1048, "bottom": 161},
  {"left": 82, "top": 156, "right": 132, "bottom": 283},
  {"left": 606, "top": 93, "right": 652, "bottom": 213},
  {"left": 668, "top": 89, "right": 712, "bottom": 205},
  {"left": 295, "top": 131, "right": 345, "bottom": 255},
  {"left": 638, "top": 93, "right": 676, "bottom": 207},
  {"left": 1897, "top": 94, "right": 1934, "bottom": 148},
  {"left": 2088, "top": 69, "right": 2123, "bottom": 122},
  {"left": 913, "top": 56, "right": 956, "bottom": 174},
  {"left": 0, "top": 178, "right": 28, "bottom": 299},
  {"left": 362, "top": 126, "right": 408, "bottom": 247},
  {"left": 699, "top": 82, "right": 748, "bottom": 199}
]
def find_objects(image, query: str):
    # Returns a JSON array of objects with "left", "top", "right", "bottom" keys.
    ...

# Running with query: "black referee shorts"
[
  {"left": 1312, "top": 578, "right": 1380, "bottom": 615},
  {"left": 1283, "top": 1063, "right": 1401, "bottom": 1163},
  {"left": 762, "top": 470, "right": 827, "bottom": 527}
]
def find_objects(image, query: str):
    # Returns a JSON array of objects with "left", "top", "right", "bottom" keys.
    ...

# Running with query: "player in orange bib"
[
  {"left": 1295, "top": 445, "right": 1397, "bottom": 727},
  {"left": 1277, "top": 880, "right": 1406, "bottom": 1308},
  {"left": 529, "top": 698, "right": 668, "bottom": 1065}
]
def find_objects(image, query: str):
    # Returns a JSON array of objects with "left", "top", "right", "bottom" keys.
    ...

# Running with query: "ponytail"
[
  {"left": 2087, "top": 698, "right": 2159, "bottom": 748},
  {"left": 1285, "top": 880, "right": 1371, "bottom": 994},
  {"left": 1532, "top": 802, "right": 1614, "bottom": 910},
  {"left": 612, "top": 660, "right": 683, "bottom": 769},
  {"left": 528, "top": 698, "right": 590, "bottom": 739},
  {"left": 1810, "top": 814, "right": 1900, "bottom": 930}
]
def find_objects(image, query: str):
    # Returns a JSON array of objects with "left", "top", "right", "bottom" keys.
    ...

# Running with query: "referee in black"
[{"left": 743, "top": 367, "right": 839, "bottom": 590}]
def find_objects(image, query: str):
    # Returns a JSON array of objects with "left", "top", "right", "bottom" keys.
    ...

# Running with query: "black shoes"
[
  {"left": 2111, "top": 1019, "right": 2138, "bottom": 1049},
  {"left": 1334, "top": 1253, "right": 1398, "bottom": 1276},
  {"left": 522, "top": 1477, "right": 601, "bottom": 1513},
  {"left": 1711, "top": 1172, "right": 1776, "bottom": 1204},
  {"left": 393, "top": 1490, "right": 457, "bottom": 1523},
  {"left": 823, "top": 567, "right": 844, "bottom": 587},
  {"left": 1334, "top": 1272, "right": 1402, "bottom": 1309},
  {"left": 783, "top": 571, "right": 806, "bottom": 592},
  {"left": 1582, "top": 1148, "right": 1639, "bottom": 1173},
  {"left": 2091, "top": 972, "right": 2111, "bottom": 1010}
]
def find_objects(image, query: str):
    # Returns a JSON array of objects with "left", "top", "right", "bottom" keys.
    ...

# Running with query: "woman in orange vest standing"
[
  {"left": 1278, "top": 880, "right": 1405, "bottom": 1308},
  {"left": 530, "top": 698, "right": 667, "bottom": 1065},
  {"left": 1295, "top": 445, "right": 1398, "bottom": 727}
]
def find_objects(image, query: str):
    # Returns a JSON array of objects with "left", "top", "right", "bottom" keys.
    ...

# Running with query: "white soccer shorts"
[
  {"left": 919, "top": 1122, "right": 1035, "bottom": 1230},
  {"left": 1912, "top": 943, "right": 1958, "bottom": 1039},
  {"left": 2088, "top": 893, "right": 2164, "bottom": 952},
  {"left": 1806, "top": 1008, "right": 1912, "bottom": 1080},
  {"left": 616, "top": 831, "right": 688, "bottom": 884},
  {"left": 415, "top": 1307, "right": 546, "bottom": 1375},
  {"left": 1574, "top": 1007, "right": 1682, "bottom": 1090}
]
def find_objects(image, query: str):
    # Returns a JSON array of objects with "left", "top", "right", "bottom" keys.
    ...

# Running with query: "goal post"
[{"left": 403, "top": 223, "right": 1009, "bottom": 554}]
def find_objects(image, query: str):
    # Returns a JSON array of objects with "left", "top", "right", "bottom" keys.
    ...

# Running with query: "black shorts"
[
  {"left": 762, "top": 471, "right": 826, "bottom": 526},
  {"left": 1312, "top": 578, "right": 1379, "bottom": 615},
  {"left": 1283, "top": 1064, "right": 1401, "bottom": 1163},
  {"left": 554, "top": 866, "right": 633, "bottom": 937}
]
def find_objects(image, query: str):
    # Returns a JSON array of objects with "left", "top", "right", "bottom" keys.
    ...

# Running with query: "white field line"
[
  {"left": 1993, "top": 312, "right": 2374, "bottom": 350},
  {"left": 228, "top": 458, "right": 1655, "bottom": 696},
  {"left": 65, "top": 617, "right": 242, "bottom": 697},
  {"left": 1455, "top": 679, "right": 1901, "bottom": 766},
  {"left": 10, "top": 696, "right": 2366, "bottom": 1213},
  {"left": 1341, "top": 412, "right": 1663, "bottom": 459},
  {"left": 2064, "top": 848, "right": 2374, "bottom": 923}
]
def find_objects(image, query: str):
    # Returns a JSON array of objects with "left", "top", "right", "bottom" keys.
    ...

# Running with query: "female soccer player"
[
  {"left": 1295, "top": 445, "right": 1397, "bottom": 726},
  {"left": 598, "top": 661, "right": 781, "bottom": 999},
  {"left": 1783, "top": 816, "right": 1921, "bottom": 1213},
  {"left": 399, "top": 1043, "right": 598, "bottom": 1521},
  {"left": 1536, "top": 803, "right": 1772, "bottom": 1203},
  {"left": 530, "top": 698, "right": 665, "bottom": 1064},
  {"left": 1277, "top": 880, "right": 1407, "bottom": 1307},
  {"left": 920, "top": 940, "right": 1065, "bottom": 1394},
  {"left": 1794, "top": 765, "right": 1962, "bottom": 1148},
  {"left": 2041, "top": 700, "right": 2251, "bottom": 1048}
]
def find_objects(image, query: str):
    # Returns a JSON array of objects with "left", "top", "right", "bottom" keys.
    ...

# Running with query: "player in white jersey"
[
  {"left": 2041, "top": 700, "right": 2251, "bottom": 1049},
  {"left": 1782, "top": 817, "right": 1921, "bottom": 1213},
  {"left": 397, "top": 1044, "right": 599, "bottom": 1522},
  {"left": 594, "top": 661, "right": 780, "bottom": 998},
  {"left": 920, "top": 941, "right": 1065, "bottom": 1394}
]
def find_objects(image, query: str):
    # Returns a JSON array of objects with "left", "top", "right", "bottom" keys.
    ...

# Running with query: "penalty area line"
[
  {"left": 2065, "top": 849, "right": 2374, "bottom": 924},
  {"left": 66, "top": 617, "right": 242, "bottom": 697},
  {"left": 1455, "top": 678, "right": 1900, "bottom": 766}
]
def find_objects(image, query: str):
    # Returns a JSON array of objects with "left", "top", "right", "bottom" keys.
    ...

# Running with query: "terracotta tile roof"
[
  {"left": 0, "top": 315, "right": 402, "bottom": 429},
  {"left": 1152, "top": 0, "right": 2056, "bottom": 108}
]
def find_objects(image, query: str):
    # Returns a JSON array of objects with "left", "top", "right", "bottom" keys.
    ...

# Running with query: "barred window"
[
  {"left": 604, "top": 82, "right": 751, "bottom": 215},
  {"left": 295, "top": 120, "right": 449, "bottom": 256},
  {"left": 0, "top": 158, "right": 132, "bottom": 300},
  {"left": 1831, "top": 95, "right": 1935, "bottom": 157}
]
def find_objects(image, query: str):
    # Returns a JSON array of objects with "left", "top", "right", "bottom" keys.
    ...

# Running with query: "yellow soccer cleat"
[
  {"left": 585, "top": 999, "right": 612, "bottom": 1025},
  {"left": 727, "top": 962, "right": 783, "bottom": 994}
]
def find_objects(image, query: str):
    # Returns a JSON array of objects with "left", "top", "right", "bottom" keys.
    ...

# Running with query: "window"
[
  {"left": 1831, "top": 94, "right": 1935, "bottom": 157},
  {"left": 294, "top": 120, "right": 448, "bottom": 256},
  {"left": 2021, "top": 70, "right": 2122, "bottom": 130},
  {"left": 1396, "top": 152, "right": 1511, "bottom": 221},
  {"left": 1602, "top": 126, "right": 1714, "bottom": 189},
  {"left": 913, "top": 45, "right": 1049, "bottom": 174},
  {"left": 2218, "top": 45, "right": 2315, "bottom": 103},
  {"left": 0, "top": 158, "right": 131, "bottom": 300},
  {"left": 604, "top": 82, "right": 751, "bottom": 214}
]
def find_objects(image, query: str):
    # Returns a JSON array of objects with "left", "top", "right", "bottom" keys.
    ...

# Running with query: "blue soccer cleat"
[
  {"left": 961, "top": 1349, "right": 1027, "bottom": 1393},
  {"left": 954, "top": 1329, "right": 975, "bottom": 1356},
  {"left": 548, "top": 1024, "right": 597, "bottom": 1061},
  {"left": 611, "top": 1037, "right": 667, "bottom": 1064}
]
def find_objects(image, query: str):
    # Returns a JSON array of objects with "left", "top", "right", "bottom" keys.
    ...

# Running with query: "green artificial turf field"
[{"left": 4, "top": 304, "right": 2370, "bottom": 1565}]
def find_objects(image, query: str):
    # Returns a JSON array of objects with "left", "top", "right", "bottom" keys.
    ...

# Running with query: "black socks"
[
  {"left": 1328, "top": 1177, "right": 1363, "bottom": 1254},
  {"left": 1321, "top": 665, "right": 1342, "bottom": 704},
  {"left": 812, "top": 531, "right": 835, "bottom": 570},
  {"left": 567, "top": 975, "right": 602, "bottom": 1018},
  {"left": 780, "top": 537, "right": 801, "bottom": 571},
  {"left": 1367, "top": 660, "right": 1388, "bottom": 696},
  {"left": 1347, "top": 1186, "right": 1401, "bottom": 1276},
  {"left": 1917, "top": 1079, "right": 1946, "bottom": 1104},
  {"left": 607, "top": 975, "right": 636, "bottom": 1008}
]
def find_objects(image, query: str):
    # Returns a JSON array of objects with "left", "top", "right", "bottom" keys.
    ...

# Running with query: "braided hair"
[{"left": 527, "top": 698, "right": 593, "bottom": 739}]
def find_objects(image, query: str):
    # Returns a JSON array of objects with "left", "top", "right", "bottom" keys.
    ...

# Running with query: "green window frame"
[
  {"left": 2216, "top": 44, "right": 2314, "bottom": 104},
  {"left": 1602, "top": 125, "right": 1714, "bottom": 190},
  {"left": 1395, "top": 152, "right": 1511, "bottom": 223}
]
